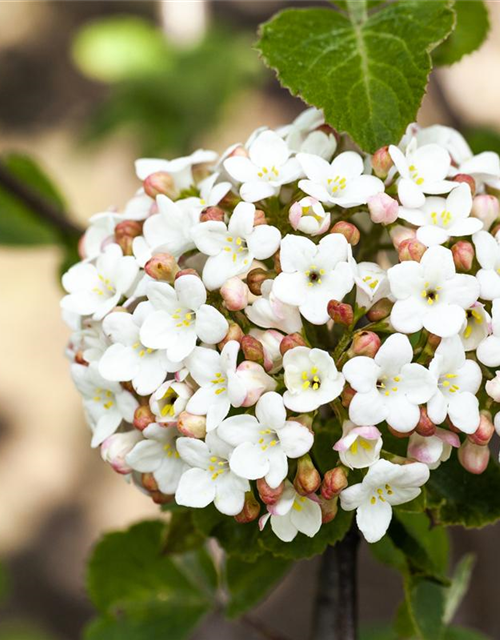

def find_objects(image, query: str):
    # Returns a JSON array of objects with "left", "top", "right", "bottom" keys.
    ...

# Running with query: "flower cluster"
[{"left": 62, "top": 109, "right": 500, "bottom": 544}]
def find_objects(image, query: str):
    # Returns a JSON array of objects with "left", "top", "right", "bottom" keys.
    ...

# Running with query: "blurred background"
[{"left": 0, "top": 2, "right": 500, "bottom": 639}]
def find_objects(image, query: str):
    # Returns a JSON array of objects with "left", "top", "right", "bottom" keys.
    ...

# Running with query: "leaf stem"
[{"left": 0, "top": 161, "right": 83, "bottom": 239}]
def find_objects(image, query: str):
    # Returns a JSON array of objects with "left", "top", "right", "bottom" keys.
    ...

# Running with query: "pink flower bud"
[
  {"left": 294, "top": 454, "right": 321, "bottom": 496},
  {"left": 234, "top": 491, "right": 261, "bottom": 524},
  {"left": 200, "top": 206, "right": 225, "bottom": 222},
  {"left": 175, "top": 268, "right": 199, "bottom": 280},
  {"left": 257, "top": 478, "right": 284, "bottom": 505},
  {"left": 398, "top": 238, "right": 426, "bottom": 262},
  {"left": 246, "top": 268, "right": 271, "bottom": 296},
  {"left": 330, "top": 221, "right": 360, "bottom": 246},
  {"left": 468, "top": 411, "right": 494, "bottom": 446},
  {"left": 321, "top": 467, "right": 348, "bottom": 500},
  {"left": 145, "top": 253, "right": 179, "bottom": 282},
  {"left": 220, "top": 277, "right": 249, "bottom": 311},
  {"left": 240, "top": 335, "right": 265, "bottom": 366},
  {"left": 371, "top": 145, "right": 394, "bottom": 179},
  {"left": 388, "top": 425, "right": 413, "bottom": 439},
  {"left": 341, "top": 384, "right": 356, "bottom": 409},
  {"left": 453, "top": 173, "right": 476, "bottom": 196},
  {"left": 390, "top": 225, "right": 416, "bottom": 250},
  {"left": 367, "top": 193, "right": 399, "bottom": 225},
  {"left": 143, "top": 171, "right": 177, "bottom": 199},
  {"left": 451, "top": 241, "right": 474, "bottom": 272},
  {"left": 151, "top": 490, "right": 174, "bottom": 505},
  {"left": 115, "top": 220, "right": 143, "bottom": 256},
  {"left": 471, "top": 194, "right": 499, "bottom": 231},
  {"left": 458, "top": 440, "right": 490, "bottom": 475},
  {"left": 236, "top": 361, "right": 276, "bottom": 407},
  {"left": 485, "top": 372, "right": 500, "bottom": 402},
  {"left": 348, "top": 331, "right": 381, "bottom": 358},
  {"left": 142, "top": 473, "right": 159, "bottom": 493},
  {"left": 415, "top": 407, "right": 436, "bottom": 437},
  {"left": 318, "top": 495, "right": 339, "bottom": 524},
  {"left": 134, "top": 405, "right": 156, "bottom": 431},
  {"left": 177, "top": 411, "right": 207, "bottom": 439},
  {"left": 254, "top": 208, "right": 268, "bottom": 226},
  {"left": 327, "top": 300, "right": 354, "bottom": 326},
  {"left": 218, "top": 322, "right": 244, "bottom": 349},
  {"left": 366, "top": 298, "right": 394, "bottom": 322},
  {"left": 251, "top": 329, "right": 283, "bottom": 373},
  {"left": 100, "top": 431, "right": 142, "bottom": 474},
  {"left": 279, "top": 332, "right": 306, "bottom": 356}
]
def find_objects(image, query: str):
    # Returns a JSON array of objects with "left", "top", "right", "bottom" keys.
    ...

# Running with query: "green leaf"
[
  {"left": 434, "top": 1, "right": 489, "bottom": 66},
  {"left": 257, "top": 1, "right": 455, "bottom": 153},
  {"left": 427, "top": 456, "right": 500, "bottom": 527},
  {"left": 225, "top": 553, "right": 291, "bottom": 618},
  {"left": 444, "top": 554, "right": 476, "bottom": 625},
  {"left": 162, "top": 511, "right": 206, "bottom": 555},
  {"left": 444, "top": 627, "right": 491, "bottom": 640},
  {"left": 0, "top": 154, "right": 69, "bottom": 246},
  {"left": 405, "top": 577, "right": 446, "bottom": 640},
  {"left": 0, "top": 623, "right": 56, "bottom": 640},
  {"left": 466, "top": 127, "right": 500, "bottom": 156},
  {"left": 360, "top": 625, "right": 398, "bottom": 640},
  {"left": 72, "top": 17, "right": 172, "bottom": 83}
]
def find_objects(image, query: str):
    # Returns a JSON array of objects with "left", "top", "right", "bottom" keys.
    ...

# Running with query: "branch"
[{"left": 0, "top": 162, "right": 84, "bottom": 238}]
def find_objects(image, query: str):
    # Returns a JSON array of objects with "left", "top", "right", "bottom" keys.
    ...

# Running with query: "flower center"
[
  {"left": 421, "top": 283, "right": 441, "bottom": 305},
  {"left": 132, "top": 341, "right": 153, "bottom": 357},
  {"left": 362, "top": 274, "right": 379, "bottom": 290},
  {"left": 257, "top": 165, "right": 279, "bottom": 181},
  {"left": 370, "top": 484, "right": 393, "bottom": 504},
  {"left": 93, "top": 387, "right": 114, "bottom": 410},
  {"left": 430, "top": 209, "right": 452, "bottom": 227},
  {"left": 440, "top": 372, "right": 460, "bottom": 394},
  {"left": 163, "top": 441, "right": 180, "bottom": 459},
  {"left": 211, "top": 372, "right": 227, "bottom": 396},
  {"left": 258, "top": 428, "right": 279, "bottom": 451},
  {"left": 302, "top": 367, "right": 321, "bottom": 390},
  {"left": 292, "top": 496, "right": 307, "bottom": 511},
  {"left": 326, "top": 175, "right": 347, "bottom": 194},
  {"left": 92, "top": 274, "right": 116, "bottom": 298},
  {"left": 159, "top": 386, "right": 178, "bottom": 418},
  {"left": 463, "top": 308, "right": 483, "bottom": 339},
  {"left": 409, "top": 163, "right": 424, "bottom": 185},
  {"left": 208, "top": 455, "right": 228, "bottom": 480},
  {"left": 377, "top": 375, "right": 401, "bottom": 397},
  {"left": 171, "top": 307, "right": 194, "bottom": 328},
  {"left": 305, "top": 264, "right": 325, "bottom": 287},
  {"left": 223, "top": 235, "right": 249, "bottom": 265},
  {"left": 349, "top": 438, "right": 373, "bottom": 455}
]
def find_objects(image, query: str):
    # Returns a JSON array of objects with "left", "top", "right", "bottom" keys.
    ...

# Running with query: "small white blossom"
[
  {"left": 333, "top": 420, "right": 382, "bottom": 469},
  {"left": 407, "top": 427, "right": 460, "bottom": 469},
  {"left": 149, "top": 380, "right": 193, "bottom": 423},
  {"left": 135, "top": 149, "right": 218, "bottom": 192},
  {"left": 473, "top": 230, "right": 500, "bottom": 300},
  {"left": 476, "top": 298, "right": 500, "bottom": 367},
  {"left": 246, "top": 279, "right": 303, "bottom": 334},
  {"left": 278, "top": 107, "right": 337, "bottom": 159},
  {"left": 461, "top": 303, "right": 489, "bottom": 352},
  {"left": 289, "top": 196, "right": 330, "bottom": 236},
  {"left": 353, "top": 261, "right": 390, "bottom": 311}
]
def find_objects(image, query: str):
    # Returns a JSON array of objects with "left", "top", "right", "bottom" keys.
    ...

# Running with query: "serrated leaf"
[
  {"left": 434, "top": 1, "right": 489, "bottom": 66},
  {"left": 225, "top": 553, "right": 291, "bottom": 618},
  {"left": 443, "top": 554, "right": 476, "bottom": 625},
  {"left": 427, "top": 456, "right": 500, "bottom": 527},
  {"left": 257, "top": 1, "right": 455, "bottom": 153}
]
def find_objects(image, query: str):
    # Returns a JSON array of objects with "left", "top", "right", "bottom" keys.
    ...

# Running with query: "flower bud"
[
  {"left": 288, "top": 414, "right": 314, "bottom": 430},
  {"left": 200, "top": 206, "right": 225, "bottom": 222},
  {"left": 218, "top": 322, "right": 244, "bottom": 350},
  {"left": 317, "top": 495, "right": 339, "bottom": 524},
  {"left": 471, "top": 194, "right": 499, "bottom": 231},
  {"left": 145, "top": 253, "right": 179, "bottom": 282},
  {"left": 177, "top": 411, "right": 207, "bottom": 439},
  {"left": 238, "top": 361, "right": 276, "bottom": 407},
  {"left": 367, "top": 193, "right": 399, "bottom": 225},
  {"left": 330, "top": 221, "right": 360, "bottom": 246},
  {"left": 341, "top": 384, "right": 356, "bottom": 409},
  {"left": 234, "top": 491, "right": 261, "bottom": 524},
  {"left": 280, "top": 332, "right": 306, "bottom": 356},
  {"left": 453, "top": 173, "right": 476, "bottom": 196},
  {"left": 142, "top": 472, "right": 158, "bottom": 492},
  {"left": 257, "top": 478, "right": 284, "bottom": 505},
  {"left": 371, "top": 145, "right": 394, "bottom": 179},
  {"left": 220, "top": 277, "right": 249, "bottom": 311},
  {"left": 175, "top": 268, "right": 199, "bottom": 280},
  {"left": 114, "top": 220, "right": 142, "bottom": 256},
  {"left": 398, "top": 238, "right": 426, "bottom": 262},
  {"left": 348, "top": 331, "right": 381, "bottom": 358},
  {"left": 133, "top": 405, "right": 156, "bottom": 431},
  {"left": 366, "top": 298, "right": 394, "bottom": 322},
  {"left": 321, "top": 467, "right": 348, "bottom": 500},
  {"left": 151, "top": 490, "right": 174, "bottom": 505},
  {"left": 468, "top": 411, "right": 494, "bottom": 446},
  {"left": 294, "top": 454, "right": 321, "bottom": 496},
  {"left": 254, "top": 209, "right": 268, "bottom": 226},
  {"left": 390, "top": 225, "right": 416, "bottom": 250},
  {"left": 100, "top": 431, "right": 142, "bottom": 474},
  {"left": 251, "top": 329, "right": 283, "bottom": 373},
  {"left": 415, "top": 407, "right": 436, "bottom": 437},
  {"left": 143, "top": 171, "right": 176, "bottom": 199},
  {"left": 458, "top": 440, "right": 490, "bottom": 475},
  {"left": 485, "top": 372, "right": 500, "bottom": 402},
  {"left": 327, "top": 300, "right": 354, "bottom": 326},
  {"left": 274, "top": 250, "right": 282, "bottom": 274},
  {"left": 451, "top": 241, "right": 474, "bottom": 272},
  {"left": 240, "top": 335, "right": 265, "bottom": 366},
  {"left": 388, "top": 425, "right": 413, "bottom": 438},
  {"left": 246, "top": 268, "right": 271, "bottom": 296}
]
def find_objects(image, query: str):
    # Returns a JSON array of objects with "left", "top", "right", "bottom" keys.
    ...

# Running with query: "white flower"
[
  {"left": 272, "top": 234, "right": 354, "bottom": 325},
  {"left": 135, "top": 149, "right": 218, "bottom": 192},
  {"left": 407, "top": 427, "right": 460, "bottom": 469},
  {"left": 69, "top": 318, "right": 109, "bottom": 363},
  {"left": 389, "top": 139, "right": 455, "bottom": 209},
  {"left": 333, "top": 420, "right": 382, "bottom": 469},
  {"left": 298, "top": 151, "right": 384, "bottom": 207},
  {"left": 218, "top": 392, "right": 313, "bottom": 488},
  {"left": 473, "top": 230, "right": 500, "bottom": 300},
  {"left": 192, "top": 172, "right": 231, "bottom": 210},
  {"left": 193, "top": 201, "right": 281, "bottom": 290},
  {"left": 249, "top": 328, "right": 284, "bottom": 374},
  {"left": 61, "top": 244, "right": 139, "bottom": 320},
  {"left": 283, "top": 346, "right": 344, "bottom": 412},
  {"left": 236, "top": 360, "right": 277, "bottom": 407},
  {"left": 101, "top": 430, "right": 142, "bottom": 475},
  {"left": 388, "top": 245, "right": 480, "bottom": 337},
  {"left": 343, "top": 333, "right": 436, "bottom": 433},
  {"left": 353, "top": 261, "right": 390, "bottom": 311},
  {"left": 289, "top": 197, "right": 330, "bottom": 236},
  {"left": 175, "top": 431, "right": 249, "bottom": 516},
  {"left": 397, "top": 184, "right": 482, "bottom": 247},
  {"left": 259, "top": 481, "right": 322, "bottom": 542},
  {"left": 428, "top": 336, "right": 481, "bottom": 434},
  {"left": 185, "top": 341, "right": 247, "bottom": 431},
  {"left": 139, "top": 274, "right": 228, "bottom": 362},
  {"left": 223, "top": 130, "right": 301, "bottom": 203},
  {"left": 455, "top": 151, "right": 500, "bottom": 192},
  {"left": 245, "top": 279, "right": 303, "bottom": 334},
  {"left": 149, "top": 380, "right": 193, "bottom": 423},
  {"left": 81, "top": 212, "right": 119, "bottom": 259},
  {"left": 71, "top": 362, "right": 138, "bottom": 448},
  {"left": 126, "top": 424, "right": 187, "bottom": 494},
  {"left": 340, "top": 459, "right": 430, "bottom": 543},
  {"left": 461, "top": 303, "right": 489, "bottom": 352},
  {"left": 486, "top": 373, "right": 500, "bottom": 402},
  {"left": 278, "top": 107, "right": 337, "bottom": 159},
  {"left": 476, "top": 298, "right": 500, "bottom": 367}
]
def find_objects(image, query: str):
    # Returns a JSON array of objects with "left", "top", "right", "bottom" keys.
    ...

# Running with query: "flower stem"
[{"left": 311, "top": 523, "right": 360, "bottom": 640}]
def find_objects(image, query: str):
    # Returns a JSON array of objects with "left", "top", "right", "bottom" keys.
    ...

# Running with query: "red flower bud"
[
  {"left": 220, "top": 277, "right": 249, "bottom": 311},
  {"left": 388, "top": 426, "right": 413, "bottom": 438},
  {"left": 246, "top": 268, "right": 271, "bottom": 296},
  {"left": 453, "top": 173, "right": 476, "bottom": 196},
  {"left": 134, "top": 405, "right": 156, "bottom": 431},
  {"left": 294, "top": 454, "right": 321, "bottom": 496},
  {"left": 330, "top": 221, "right": 360, "bottom": 246},
  {"left": 327, "top": 300, "right": 354, "bottom": 326},
  {"left": 398, "top": 238, "right": 426, "bottom": 262},
  {"left": 341, "top": 384, "right": 356, "bottom": 409},
  {"left": 218, "top": 322, "right": 244, "bottom": 349},
  {"left": 280, "top": 332, "right": 306, "bottom": 356},
  {"left": 257, "top": 478, "right": 284, "bottom": 505},
  {"left": 143, "top": 171, "right": 176, "bottom": 199},
  {"left": 458, "top": 440, "right": 490, "bottom": 475},
  {"left": 175, "top": 268, "right": 199, "bottom": 280},
  {"left": 241, "top": 335, "right": 265, "bottom": 366},
  {"left": 468, "top": 411, "right": 494, "bottom": 446},
  {"left": 348, "top": 331, "right": 381, "bottom": 358},
  {"left": 200, "top": 206, "right": 225, "bottom": 222},
  {"left": 371, "top": 145, "right": 394, "bottom": 179},
  {"left": 415, "top": 407, "right": 436, "bottom": 437},
  {"left": 145, "top": 253, "right": 179, "bottom": 282},
  {"left": 318, "top": 495, "right": 339, "bottom": 524},
  {"left": 177, "top": 411, "right": 207, "bottom": 439},
  {"left": 142, "top": 472, "right": 158, "bottom": 492},
  {"left": 114, "top": 220, "right": 142, "bottom": 256},
  {"left": 254, "top": 209, "right": 268, "bottom": 226},
  {"left": 366, "top": 298, "right": 393, "bottom": 322},
  {"left": 234, "top": 491, "right": 261, "bottom": 524},
  {"left": 321, "top": 467, "right": 348, "bottom": 500},
  {"left": 451, "top": 241, "right": 474, "bottom": 273}
]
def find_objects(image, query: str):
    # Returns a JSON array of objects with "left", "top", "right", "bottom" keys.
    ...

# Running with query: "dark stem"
[
  {"left": 311, "top": 524, "right": 360, "bottom": 640},
  {"left": 0, "top": 162, "right": 83, "bottom": 238}
]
